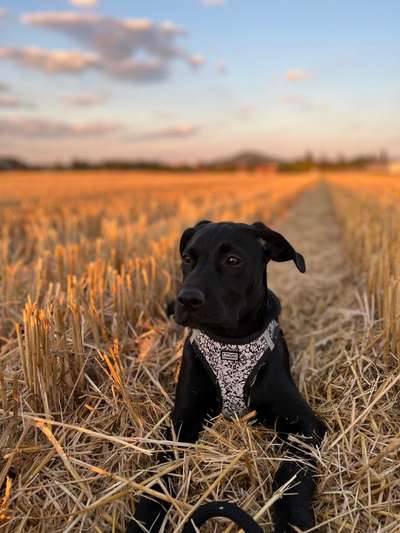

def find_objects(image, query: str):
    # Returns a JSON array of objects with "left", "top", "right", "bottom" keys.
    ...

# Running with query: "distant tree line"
[
  {"left": 0, "top": 150, "right": 391, "bottom": 172},
  {"left": 278, "top": 150, "right": 390, "bottom": 172}
]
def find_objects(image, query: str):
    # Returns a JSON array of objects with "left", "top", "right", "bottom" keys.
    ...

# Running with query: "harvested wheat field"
[{"left": 0, "top": 171, "right": 399, "bottom": 532}]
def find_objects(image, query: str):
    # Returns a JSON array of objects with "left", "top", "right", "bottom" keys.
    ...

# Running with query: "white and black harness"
[{"left": 189, "top": 319, "right": 280, "bottom": 419}]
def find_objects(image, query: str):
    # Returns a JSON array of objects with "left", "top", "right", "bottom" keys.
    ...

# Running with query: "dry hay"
[
  {"left": 328, "top": 173, "right": 400, "bottom": 358},
  {"left": 0, "top": 172, "right": 399, "bottom": 532}
]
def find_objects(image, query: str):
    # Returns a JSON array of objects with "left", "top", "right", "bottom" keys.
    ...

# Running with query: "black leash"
[{"left": 182, "top": 500, "right": 263, "bottom": 532}]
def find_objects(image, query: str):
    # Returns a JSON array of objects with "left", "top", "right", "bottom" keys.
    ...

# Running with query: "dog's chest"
[{"left": 190, "top": 321, "right": 278, "bottom": 419}]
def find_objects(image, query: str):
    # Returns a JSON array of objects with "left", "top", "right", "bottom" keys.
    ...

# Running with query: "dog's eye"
[
  {"left": 225, "top": 255, "right": 242, "bottom": 266},
  {"left": 182, "top": 254, "right": 194, "bottom": 265}
]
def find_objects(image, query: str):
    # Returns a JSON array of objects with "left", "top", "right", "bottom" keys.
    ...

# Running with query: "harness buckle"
[{"left": 220, "top": 350, "right": 240, "bottom": 362}]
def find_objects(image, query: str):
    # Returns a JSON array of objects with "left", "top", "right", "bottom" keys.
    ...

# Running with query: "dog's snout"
[{"left": 177, "top": 288, "right": 206, "bottom": 310}]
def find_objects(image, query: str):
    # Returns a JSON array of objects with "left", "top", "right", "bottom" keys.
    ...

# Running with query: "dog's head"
[{"left": 174, "top": 220, "right": 305, "bottom": 329}]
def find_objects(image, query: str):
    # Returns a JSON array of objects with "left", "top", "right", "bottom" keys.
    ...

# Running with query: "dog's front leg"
[
  {"left": 128, "top": 338, "right": 219, "bottom": 532},
  {"left": 250, "top": 334, "right": 326, "bottom": 533},
  {"left": 269, "top": 392, "right": 325, "bottom": 533}
]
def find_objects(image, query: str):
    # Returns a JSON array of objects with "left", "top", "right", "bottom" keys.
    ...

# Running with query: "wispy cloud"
[
  {"left": 62, "top": 92, "right": 108, "bottom": 106},
  {"left": 0, "top": 82, "right": 32, "bottom": 108},
  {"left": 202, "top": 0, "right": 226, "bottom": 6},
  {"left": 0, "top": 47, "right": 98, "bottom": 73},
  {"left": 282, "top": 94, "right": 328, "bottom": 111},
  {"left": 0, "top": 7, "right": 8, "bottom": 17},
  {"left": 0, "top": 116, "right": 122, "bottom": 137},
  {"left": 237, "top": 104, "right": 256, "bottom": 118},
  {"left": 1, "top": 115, "right": 198, "bottom": 141},
  {"left": 69, "top": 0, "right": 98, "bottom": 6},
  {"left": 190, "top": 54, "right": 205, "bottom": 67},
  {"left": 0, "top": 94, "right": 24, "bottom": 108},
  {"left": 217, "top": 60, "right": 227, "bottom": 74},
  {"left": 0, "top": 12, "right": 204, "bottom": 83},
  {"left": 285, "top": 68, "right": 312, "bottom": 82},
  {"left": 127, "top": 124, "right": 200, "bottom": 142}
]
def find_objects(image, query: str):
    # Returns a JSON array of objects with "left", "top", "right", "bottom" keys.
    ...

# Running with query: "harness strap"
[
  {"left": 190, "top": 329, "right": 198, "bottom": 344},
  {"left": 190, "top": 320, "right": 278, "bottom": 348}
]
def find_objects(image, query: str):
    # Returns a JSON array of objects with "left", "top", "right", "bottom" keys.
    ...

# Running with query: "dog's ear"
[
  {"left": 251, "top": 222, "right": 306, "bottom": 273},
  {"left": 179, "top": 220, "right": 212, "bottom": 254}
]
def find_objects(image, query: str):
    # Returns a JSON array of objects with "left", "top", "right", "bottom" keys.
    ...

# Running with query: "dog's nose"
[{"left": 177, "top": 288, "right": 206, "bottom": 310}]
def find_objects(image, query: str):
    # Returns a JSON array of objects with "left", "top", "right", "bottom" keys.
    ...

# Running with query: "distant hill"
[{"left": 202, "top": 151, "right": 276, "bottom": 171}]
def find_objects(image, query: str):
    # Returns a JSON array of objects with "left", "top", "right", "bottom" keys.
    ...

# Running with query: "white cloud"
[
  {"left": 62, "top": 92, "right": 108, "bottom": 106},
  {"left": 70, "top": 0, "right": 98, "bottom": 6},
  {"left": 0, "top": 11, "right": 204, "bottom": 83},
  {"left": 0, "top": 47, "right": 99, "bottom": 73},
  {"left": 0, "top": 116, "right": 122, "bottom": 137},
  {"left": 285, "top": 69, "right": 312, "bottom": 82},
  {"left": 202, "top": 0, "right": 226, "bottom": 5},
  {"left": 127, "top": 124, "right": 200, "bottom": 142}
]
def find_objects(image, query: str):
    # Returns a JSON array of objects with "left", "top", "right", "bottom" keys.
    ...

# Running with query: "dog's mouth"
[
  {"left": 173, "top": 307, "right": 190, "bottom": 326},
  {"left": 174, "top": 304, "right": 236, "bottom": 330},
  {"left": 174, "top": 306, "right": 201, "bottom": 327}
]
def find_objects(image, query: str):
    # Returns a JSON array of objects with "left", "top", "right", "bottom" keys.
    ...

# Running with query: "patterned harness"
[{"left": 189, "top": 320, "right": 279, "bottom": 419}]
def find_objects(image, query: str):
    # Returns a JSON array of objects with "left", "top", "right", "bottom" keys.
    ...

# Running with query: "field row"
[{"left": 328, "top": 173, "right": 400, "bottom": 360}]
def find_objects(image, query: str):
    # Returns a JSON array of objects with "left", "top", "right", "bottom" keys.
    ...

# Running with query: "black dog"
[{"left": 128, "top": 220, "right": 326, "bottom": 532}]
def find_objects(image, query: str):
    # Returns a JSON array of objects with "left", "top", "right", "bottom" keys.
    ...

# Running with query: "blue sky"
[{"left": 0, "top": 0, "right": 399, "bottom": 163}]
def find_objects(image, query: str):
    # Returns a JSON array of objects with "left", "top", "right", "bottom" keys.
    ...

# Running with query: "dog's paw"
[
  {"left": 273, "top": 499, "right": 315, "bottom": 532},
  {"left": 126, "top": 495, "right": 168, "bottom": 533},
  {"left": 288, "top": 506, "right": 315, "bottom": 531},
  {"left": 125, "top": 519, "right": 143, "bottom": 533}
]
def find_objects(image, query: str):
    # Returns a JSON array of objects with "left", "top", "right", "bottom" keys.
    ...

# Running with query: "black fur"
[{"left": 128, "top": 221, "right": 325, "bottom": 533}]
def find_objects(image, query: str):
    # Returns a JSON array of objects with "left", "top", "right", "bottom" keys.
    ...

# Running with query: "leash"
[{"left": 182, "top": 501, "right": 263, "bottom": 532}]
